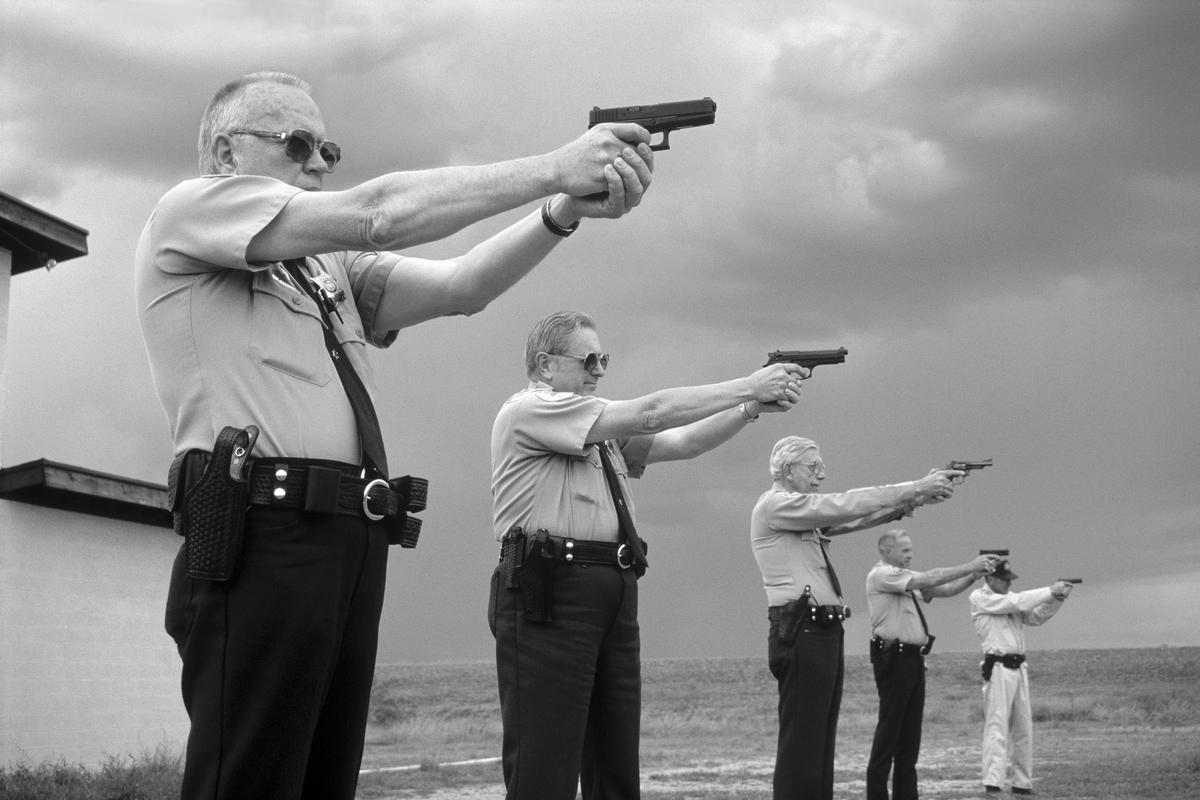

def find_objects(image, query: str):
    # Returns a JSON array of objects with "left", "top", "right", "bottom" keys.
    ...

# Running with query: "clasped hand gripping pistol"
[
  {"left": 589, "top": 97, "right": 717, "bottom": 151},
  {"left": 945, "top": 458, "right": 993, "bottom": 483}
]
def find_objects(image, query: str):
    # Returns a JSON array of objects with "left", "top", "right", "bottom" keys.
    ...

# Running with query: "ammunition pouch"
[
  {"left": 167, "top": 425, "right": 258, "bottom": 582},
  {"left": 769, "top": 598, "right": 850, "bottom": 646},
  {"left": 804, "top": 602, "right": 851, "bottom": 627},
  {"left": 871, "top": 636, "right": 895, "bottom": 673}
]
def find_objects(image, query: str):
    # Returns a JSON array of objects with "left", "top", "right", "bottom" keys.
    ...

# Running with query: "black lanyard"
[
  {"left": 596, "top": 441, "right": 648, "bottom": 577},
  {"left": 909, "top": 590, "right": 935, "bottom": 654},
  {"left": 282, "top": 258, "right": 388, "bottom": 477},
  {"left": 814, "top": 531, "right": 844, "bottom": 601}
]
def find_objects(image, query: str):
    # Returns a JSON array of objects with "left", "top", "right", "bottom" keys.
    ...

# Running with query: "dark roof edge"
[
  {"left": 0, "top": 458, "right": 172, "bottom": 529},
  {"left": 0, "top": 190, "right": 89, "bottom": 275}
]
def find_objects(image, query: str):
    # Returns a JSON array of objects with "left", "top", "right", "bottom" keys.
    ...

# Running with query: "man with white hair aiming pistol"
[{"left": 750, "top": 437, "right": 964, "bottom": 800}]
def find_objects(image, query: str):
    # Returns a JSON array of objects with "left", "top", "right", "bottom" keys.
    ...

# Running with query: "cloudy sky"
[{"left": 2, "top": 0, "right": 1197, "bottom": 663}]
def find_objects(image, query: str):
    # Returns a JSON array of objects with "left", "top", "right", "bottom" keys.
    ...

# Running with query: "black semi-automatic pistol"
[
  {"left": 589, "top": 97, "right": 716, "bottom": 151},
  {"left": 763, "top": 348, "right": 848, "bottom": 379}
]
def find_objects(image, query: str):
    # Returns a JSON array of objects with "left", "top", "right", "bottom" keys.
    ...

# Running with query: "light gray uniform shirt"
[{"left": 134, "top": 174, "right": 399, "bottom": 462}]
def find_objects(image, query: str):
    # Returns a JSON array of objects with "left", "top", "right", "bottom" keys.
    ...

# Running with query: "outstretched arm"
[
  {"left": 972, "top": 585, "right": 1057, "bottom": 616},
  {"left": 1022, "top": 581, "right": 1072, "bottom": 626},
  {"left": 586, "top": 366, "right": 804, "bottom": 447},
  {"left": 922, "top": 574, "right": 978, "bottom": 600},
  {"left": 644, "top": 398, "right": 797, "bottom": 464},
  {"left": 822, "top": 470, "right": 963, "bottom": 536},
  {"left": 245, "top": 124, "right": 654, "bottom": 263},
  {"left": 909, "top": 554, "right": 996, "bottom": 596},
  {"left": 369, "top": 185, "right": 644, "bottom": 329}
]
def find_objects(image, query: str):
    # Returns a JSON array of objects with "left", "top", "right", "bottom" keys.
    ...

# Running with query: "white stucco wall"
[
  {"left": 0, "top": 499, "right": 188, "bottom": 767},
  {"left": 0, "top": 247, "right": 10, "bottom": 467}
]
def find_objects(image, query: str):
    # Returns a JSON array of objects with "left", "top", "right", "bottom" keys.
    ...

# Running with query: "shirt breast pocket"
[{"left": 249, "top": 274, "right": 334, "bottom": 387}]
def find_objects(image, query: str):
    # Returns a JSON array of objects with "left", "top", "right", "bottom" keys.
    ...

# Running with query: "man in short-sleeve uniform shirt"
[
  {"left": 864, "top": 530, "right": 996, "bottom": 800},
  {"left": 490, "top": 310, "right": 802, "bottom": 800},
  {"left": 136, "top": 71, "right": 656, "bottom": 800},
  {"left": 750, "top": 437, "right": 964, "bottom": 800}
]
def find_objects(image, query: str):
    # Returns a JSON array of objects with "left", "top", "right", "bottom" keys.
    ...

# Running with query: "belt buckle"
[
  {"left": 362, "top": 478, "right": 389, "bottom": 521},
  {"left": 616, "top": 543, "right": 633, "bottom": 570}
]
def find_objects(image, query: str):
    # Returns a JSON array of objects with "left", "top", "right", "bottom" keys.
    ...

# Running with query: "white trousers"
[{"left": 981, "top": 662, "right": 1033, "bottom": 790}]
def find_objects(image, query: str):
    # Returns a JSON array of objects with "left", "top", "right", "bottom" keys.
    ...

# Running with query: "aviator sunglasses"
[
  {"left": 228, "top": 129, "right": 342, "bottom": 170},
  {"left": 556, "top": 352, "right": 610, "bottom": 371}
]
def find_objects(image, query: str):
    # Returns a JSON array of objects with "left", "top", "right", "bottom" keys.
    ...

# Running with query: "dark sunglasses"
[
  {"left": 228, "top": 129, "right": 342, "bottom": 170},
  {"left": 556, "top": 352, "right": 610, "bottom": 371}
]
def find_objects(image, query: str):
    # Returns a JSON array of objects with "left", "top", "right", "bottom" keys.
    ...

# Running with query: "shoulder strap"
[{"left": 595, "top": 441, "right": 648, "bottom": 577}]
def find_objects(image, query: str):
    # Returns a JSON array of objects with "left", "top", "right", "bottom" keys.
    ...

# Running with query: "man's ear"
[
  {"left": 212, "top": 134, "right": 238, "bottom": 174},
  {"left": 533, "top": 352, "right": 554, "bottom": 381}
]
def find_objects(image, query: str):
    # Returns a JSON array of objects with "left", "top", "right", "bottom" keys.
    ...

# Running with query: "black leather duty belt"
[
  {"left": 768, "top": 601, "right": 852, "bottom": 626},
  {"left": 506, "top": 533, "right": 637, "bottom": 569},
  {"left": 871, "top": 635, "right": 927, "bottom": 658},
  {"left": 177, "top": 451, "right": 428, "bottom": 546},
  {"left": 246, "top": 459, "right": 427, "bottom": 519}
]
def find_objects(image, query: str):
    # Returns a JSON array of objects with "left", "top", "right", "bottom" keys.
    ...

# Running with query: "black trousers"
[
  {"left": 767, "top": 617, "right": 844, "bottom": 800},
  {"left": 866, "top": 652, "right": 926, "bottom": 800},
  {"left": 489, "top": 560, "right": 641, "bottom": 800},
  {"left": 165, "top": 508, "right": 389, "bottom": 800}
]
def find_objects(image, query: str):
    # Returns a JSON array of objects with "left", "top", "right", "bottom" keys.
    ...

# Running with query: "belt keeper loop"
[
  {"left": 391, "top": 513, "right": 421, "bottom": 548},
  {"left": 303, "top": 466, "right": 343, "bottom": 514},
  {"left": 390, "top": 475, "right": 429, "bottom": 513}
]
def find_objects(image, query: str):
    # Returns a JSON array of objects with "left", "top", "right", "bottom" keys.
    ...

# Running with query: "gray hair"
[
  {"left": 524, "top": 310, "right": 596, "bottom": 379},
  {"left": 877, "top": 529, "right": 909, "bottom": 554},
  {"left": 197, "top": 71, "right": 312, "bottom": 174},
  {"left": 769, "top": 436, "right": 819, "bottom": 481}
]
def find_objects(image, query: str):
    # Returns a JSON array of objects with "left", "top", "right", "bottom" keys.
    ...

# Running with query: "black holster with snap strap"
[
  {"left": 167, "top": 425, "right": 258, "bottom": 582},
  {"left": 500, "top": 527, "right": 556, "bottom": 623}
]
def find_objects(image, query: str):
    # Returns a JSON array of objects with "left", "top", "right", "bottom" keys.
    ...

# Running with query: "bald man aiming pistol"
[{"left": 865, "top": 531, "right": 999, "bottom": 800}]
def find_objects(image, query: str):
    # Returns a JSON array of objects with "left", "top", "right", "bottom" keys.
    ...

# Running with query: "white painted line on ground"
[{"left": 360, "top": 756, "right": 501, "bottom": 775}]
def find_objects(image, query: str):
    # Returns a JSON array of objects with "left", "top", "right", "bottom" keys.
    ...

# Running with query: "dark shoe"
[
  {"left": 984, "top": 787, "right": 1002, "bottom": 794},
  {"left": 1012, "top": 789, "right": 1033, "bottom": 796}
]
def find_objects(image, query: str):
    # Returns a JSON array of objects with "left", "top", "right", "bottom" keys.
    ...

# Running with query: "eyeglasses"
[
  {"left": 228, "top": 129, "right": 341, "bottom": 170},
  {"left": 793, "top": 460, "right": 826, "bottom": 477},
  {"left": 555, "top": 352, "right": 610, "bottom": 371}
]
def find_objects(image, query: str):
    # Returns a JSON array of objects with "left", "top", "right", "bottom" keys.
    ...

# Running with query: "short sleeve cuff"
[
  {"left": 619, "top": 435, "right": 654, "bottom": 479},
  {"left": 345, "top": 252, "right": 398, "bottom": 348}
]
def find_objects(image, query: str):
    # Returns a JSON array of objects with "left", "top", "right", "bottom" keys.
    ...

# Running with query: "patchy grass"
[
  {"left": 0, "top": 745, "right": 181, "bottom": 800},
  {"left": 3, "top": 647, "right": 1198, "bottom": 799},
  {"left": 361, "top": 647, "right": 1200, "bottom": 799}
]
